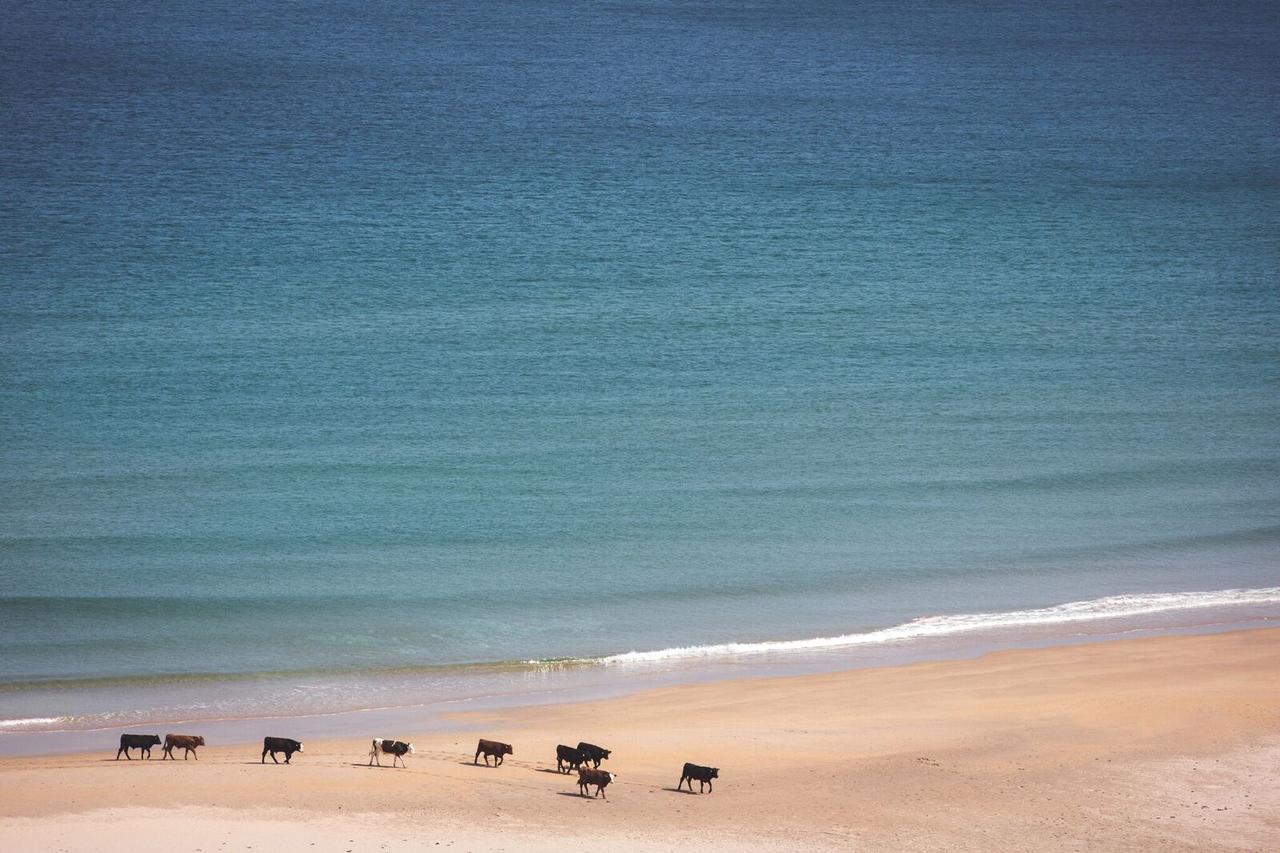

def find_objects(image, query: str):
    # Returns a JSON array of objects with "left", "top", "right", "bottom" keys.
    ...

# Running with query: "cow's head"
[
  {"left": 710, "top": 768, "right": 720, "bottom": 779},
  {"left": 502, "top": 743, "right": 513, "bottom": 756},
  {"left": 194, "top": 736, "right": 206, "bottom": 746},
  {"left": 296, "top": 742, "right": 304, "bottom": 752},
  {"left": 406, "top": 742, "right": 415, "bottom": 754},
  {"left": 147, "top": 736, "right": 161, "bottom": 746},
  {"left": 600, "top": 748, "right": 611, "bottom": 760}
]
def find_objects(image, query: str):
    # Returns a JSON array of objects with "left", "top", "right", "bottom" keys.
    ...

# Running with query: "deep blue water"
[{"left": 2, "top": 0, "right": 1278, "bottom": 694}]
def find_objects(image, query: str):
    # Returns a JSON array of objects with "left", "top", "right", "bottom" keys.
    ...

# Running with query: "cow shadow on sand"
[
  {"left": 662, "top": 787, "right": 702, "bottom": 795},
  {"left": 351, "top": 762, "right": 408, "bottom": 770}
]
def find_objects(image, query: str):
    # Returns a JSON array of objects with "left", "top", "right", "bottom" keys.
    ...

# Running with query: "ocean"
[{"left": 2, "top": 0, "right": 1278, "bottom": 750}]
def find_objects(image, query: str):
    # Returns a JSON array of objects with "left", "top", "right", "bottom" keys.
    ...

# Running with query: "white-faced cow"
[
  {"left": 261, "top": 736, "right": 304, "bottom": 764},
  {"left": 577, "top": 767, "right": 614, "bottom": 798},
  {"left": 368, "top": 738, "right": 414, "bottom": 767}
]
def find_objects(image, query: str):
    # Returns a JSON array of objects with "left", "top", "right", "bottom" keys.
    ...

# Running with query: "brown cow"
[
  {"left": 577, "top": 767, "right": 614, "bottom": 798},
  {"left": 474, "top": 738, "right": 513, "bottom": 766},
  {"left": 161, "top": 734, "right": 205, "bottom": 760}
]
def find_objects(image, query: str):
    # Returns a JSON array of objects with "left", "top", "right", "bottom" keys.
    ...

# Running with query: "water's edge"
[{"left": 2, "top": 587, "right": 1275, "bottom": 758}]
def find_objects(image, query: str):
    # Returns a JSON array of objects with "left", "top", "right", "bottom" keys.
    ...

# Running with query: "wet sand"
[{"left": 2, "top": 628, "right": 1278, "bottom": 851}]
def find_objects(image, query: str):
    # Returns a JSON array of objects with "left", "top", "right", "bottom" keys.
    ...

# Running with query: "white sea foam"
[
  {"left": 596, "top": 587, "right": 1280, "bottom": 665},
  {"left": 0, "top": 717, "right": 66, "bottom": 730}
]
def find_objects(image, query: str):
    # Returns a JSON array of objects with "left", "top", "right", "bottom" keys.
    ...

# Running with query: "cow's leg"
[
  {"left": 282, "top": 752, "right": 289, "bottom": 764},
  {"left": 597, "top": 785, "right": 606, "bottom": 799},
  {"left": 496, "top": 754, "right": 503, "bottom": 766},
  {"left": 677, "top": 776, "right": 685, "bottom": 791},
  {"left": 116, "top": 747, "right": 125, "bottom": 760},
  {"left": 473, "top": 749, "right": 480, "bottom": 765},
  {"left": 707, "top": 779, "right": 712, "bottom": 793}
]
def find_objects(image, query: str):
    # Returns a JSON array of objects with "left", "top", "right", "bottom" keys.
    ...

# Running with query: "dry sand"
[{"left": 2, "top": 628, "right": 1278, "bottom": 851}]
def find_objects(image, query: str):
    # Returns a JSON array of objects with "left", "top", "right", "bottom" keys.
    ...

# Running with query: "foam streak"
[{"left": 597, "top": 587, "right": 1280, "bottom": 665}]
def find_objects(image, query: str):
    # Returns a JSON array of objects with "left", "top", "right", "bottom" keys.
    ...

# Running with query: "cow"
[
  {"left": 115, "top": 734, "right": 161, "bottom": 760},
  {"left": 161, "top": 734, "right": 205, "bottom": 760},
  {"left": 474, "top": 738, "right": 513, "bottom": 766},
  {"left": 576, "top": 741, "right": 611, "bottom": 768},
  {"left": 577, "top": 767, "right": 614, "bottom": 799},
  {"left": 678, "top": 762, "right": 719, "bottom": 793},
  {"left": 261, "top": 736, "right": 304, "bottom": 764},
  {"left": 368, "top": 738, "right": 414, "bottom": 768},
  {"left": 555, "top": 744, "right": 586, "bottom": 774}
]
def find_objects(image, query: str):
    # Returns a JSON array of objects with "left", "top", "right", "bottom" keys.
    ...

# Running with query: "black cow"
[
  {"left": 115, "top": 734, "right": 161, "bottom": 760},
  {"left": 577, "top": 767, "right": 614, "bottom": 799},
  {"left": 261, "top": 736, "right": 304, "bottom": 764},
  {"left": 555, "top": 744, "right": 586, "bottom": 774},
  {"left": 576, "top": 741, "right": 611, "bottom": 768},
  {"left": 369, "top": 738, "right": 414, "bottom": 767},
  {"left": 474, "top": 738, "right": 513, "bottom": 766},
  {"left": 678, "top": 762, "right": 719, "bottom": 793}
]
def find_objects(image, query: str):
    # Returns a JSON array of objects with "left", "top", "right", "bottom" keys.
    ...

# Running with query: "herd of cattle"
[{"left": 115, "top": 732, "right": 720, "bottom": 797}]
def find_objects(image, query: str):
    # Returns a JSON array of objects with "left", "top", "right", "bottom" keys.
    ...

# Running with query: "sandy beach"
[{"left": 1, "top": 628, "right": 1277, "bottom": 851}]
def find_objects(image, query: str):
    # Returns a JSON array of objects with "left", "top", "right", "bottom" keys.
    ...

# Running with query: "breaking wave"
[
  {"left": 594, "top": 586, "right": 1280, "bottom": 665},
  {"left": 0, "top": 717, "right": 66, "bottom": 730}
]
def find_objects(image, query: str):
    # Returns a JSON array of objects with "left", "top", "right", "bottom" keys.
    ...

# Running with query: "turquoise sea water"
[{"left": 2, "top": 1, "right": 1278, "bottom": 735}]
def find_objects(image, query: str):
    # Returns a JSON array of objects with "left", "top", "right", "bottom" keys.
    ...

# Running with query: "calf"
[
  {"left": 577, "top": 767, "right": 614, "bottom": 799},
  {"left": 576, "top": 741, "right": 611, "bottom": 768},
  {"left": 115, "top": 733, "right": 161, "bottom": 760},
  {"left": 678, "top": 762, "right": 719, "bottom": 793},
  {"left": 368, "top": 738, "right": 414, "bottom": 768},
  {"left": 261, "top": 736, "right": 304, "bottom": 764},
  {"left": 161, "top": 734, "right": 205, "bottom": 760},
  {"left": 474, "top": 738, "right": 513, "bottom": 766},
  {"left": 555, "top": 744, "right": 586, "bottom": 774}
]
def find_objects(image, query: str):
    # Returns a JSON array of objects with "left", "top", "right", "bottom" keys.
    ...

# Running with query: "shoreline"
[
  {"left": 4, "top": 586, "right": 1277, "bottom": 758},
  {"left": 2, "top": 628, "right": 1278, "bottom": 850}
]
